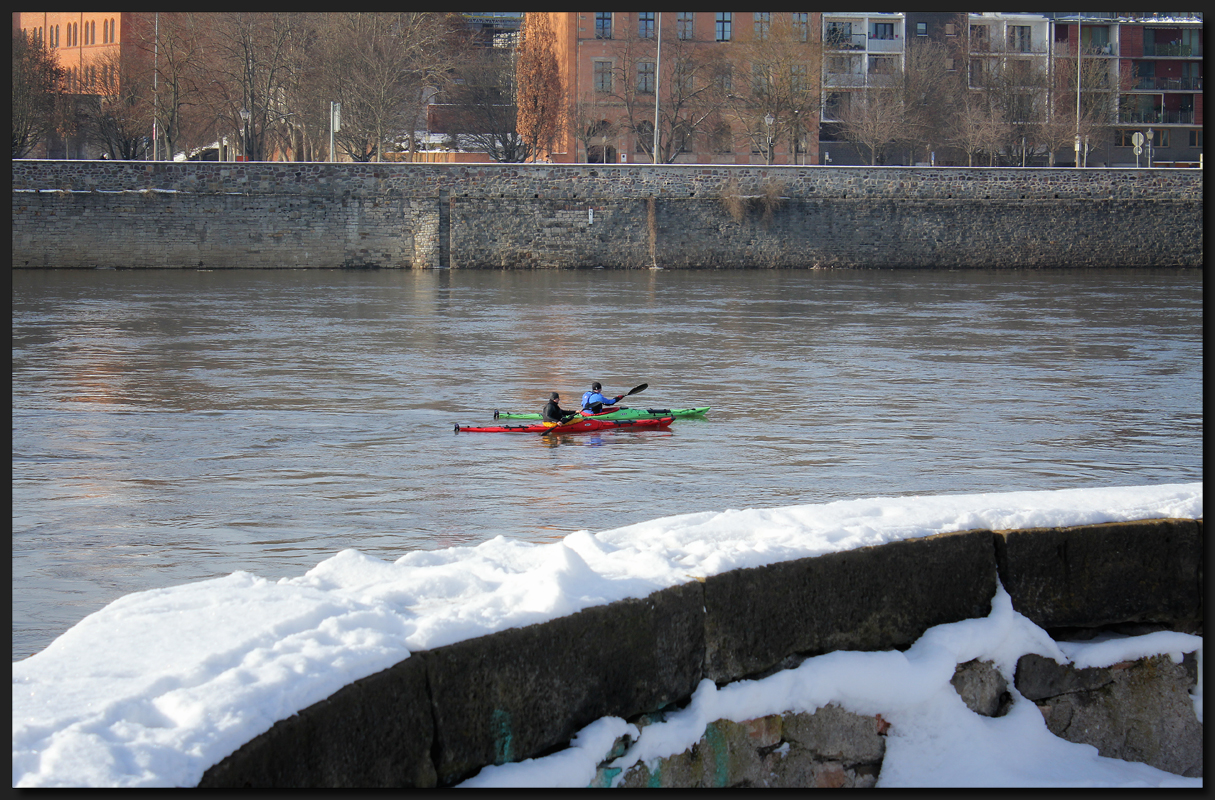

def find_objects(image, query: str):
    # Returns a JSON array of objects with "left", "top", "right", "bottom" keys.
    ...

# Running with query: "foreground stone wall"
[
  {"left": 12, "top": 161, "right": 1203, "bottom": 269},
  {"left": 196, "top": 517, "right": 1202, "bottom": 788}
]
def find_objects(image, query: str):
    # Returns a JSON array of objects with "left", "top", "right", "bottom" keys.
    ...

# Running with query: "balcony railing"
[
  {"left": 825, "top": 32, "right": 867, "bottom": 51},
  {"left": 1143, "top": 42, "right": 1197, "bottom": 57},
  {"left": 867, "top": 37, "right": 902, "bottom": 52},
  {"left": 823, "top": 72, "right": 867, "bottom": 89},
  {"left": 1130, "top": 76, "right": 1203, "bottom": 91},
  {"left": 1118, "top": 109, "right": 1196, "bottom": 125}
]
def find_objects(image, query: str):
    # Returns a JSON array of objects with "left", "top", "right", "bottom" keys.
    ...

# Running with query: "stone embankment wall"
[
  {"left": 12, "top": 160, "right": 1203, "bottom": 269},
  {"left": 196, "top": 518, "right": 1202, "bottom": 788}
]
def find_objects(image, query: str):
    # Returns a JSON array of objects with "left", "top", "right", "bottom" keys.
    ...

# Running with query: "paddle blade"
[{"left": 626, "top": 383, "right": 648, "bottom": 397}]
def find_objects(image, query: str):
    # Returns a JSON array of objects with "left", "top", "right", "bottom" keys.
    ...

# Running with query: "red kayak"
[{"left": 455, "top": 416, "right": 674, "bottom": 434}]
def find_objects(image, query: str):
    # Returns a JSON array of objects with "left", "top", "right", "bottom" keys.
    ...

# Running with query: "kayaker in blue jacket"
[
  {"left": 580, "top": 382, "right": 625, "bottom": 414},
  {"left": 541, "top": 392, "right": 579, "bottom": 426}
]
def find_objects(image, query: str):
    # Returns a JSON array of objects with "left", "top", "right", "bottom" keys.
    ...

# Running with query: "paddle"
[{"left": 540, "top": 383, "right": 648, "bottom": 436}]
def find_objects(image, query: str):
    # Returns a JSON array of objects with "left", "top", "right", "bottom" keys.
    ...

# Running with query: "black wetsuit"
[{"left": 541, "top": 400, "right": 577, "bottom": 424}]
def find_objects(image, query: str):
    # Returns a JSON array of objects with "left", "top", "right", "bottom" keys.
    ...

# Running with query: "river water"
[{"left": 11, "top": 268, "right": 1203, "bottom": 661}]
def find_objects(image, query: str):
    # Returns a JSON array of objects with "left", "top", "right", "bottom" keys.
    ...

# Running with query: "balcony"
[
  {"left": 1118, "top": 109, "right": 1196, "bottom": 125},
  {"left": 867, "top": 36, "right": 902, "bottom": 53},
  {"left": 824, "top": 72, "right": 867, "bottom": 89},
  {"left": 1131, "top": 76, "right": 1203, "bottom": 91},
  {"left": 825, "top": 32, "right": 866, "bottom": 51},
  {"left": 1143, "top": 42, "right": 1197, "bottom": 57}
]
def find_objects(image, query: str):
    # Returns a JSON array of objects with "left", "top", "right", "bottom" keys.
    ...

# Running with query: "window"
[
  {"left": 970, "top": 25, "right": 989, "bottom": 49},
  {"left": 945, "top": 57, "right": 957, "bottom": 71},
  {"left": 1189, "top": 129, "right": 1202, "bottom": 148},
  {"left": 1008, "top": 59, "right": 1034, "bottom": 83},
  {"left": 677, "top": 12, "right": 694, "bottom": 40},
  {"left": 673, "top": 58, "right": 694, "bottom": 95},
  {"left": 1008, "top": 25, "right": 1032, "bottom": 53},
  {"left": 635, "top": 120, "right": 654, "bottom": 155},
  {"left": 638, "top": 12, "right": 655, "bottom": 39},
  {"left": 711, "top": 123, "right": 733, "bottom": 154},
  {"left": 593, "top": 61, "right": 612, "bottom": 93},
  {"left": 945, "top": 22, "right": 957, "bottom": 36},
  {"left": 916, "top": 22, "right": 927, "bottom": 37},
  {"left": 638, "top": 61, "right": 656, "bottom": 94},
  {"left": 790, "top": 64, "right": 809, "bottom": 93},
  {"left": 969, "top": 58, "right": 987, "bottom": 85},
  {"left": 869, "top": 56, "right": 896, "bottom": 74},
  {"left": 751, "top": 64, "right": 772, "bottom": 95},
  {"left": 1119, "top": 128, "right": 1170, "bottom": 147},
  {"left": 826, "top": 22, "right": 854, "bottom": 48},
  {"left": 754, "top": 13, "right": 771, "bottom": 41},
  {"left": 715, "top": 63, "right": 734, "bottom": 92},
  {"left": 793, "top": 13, "right": 808, "bottom": 42},
  {"left": 595, "top": 13, "right": 612, "bottom": 39},
  {"left": 716, "top": 12, "right": 732, "bottom": 42},
  {"left": 870, "top": 22, "right": 894, "bottom": 40}
]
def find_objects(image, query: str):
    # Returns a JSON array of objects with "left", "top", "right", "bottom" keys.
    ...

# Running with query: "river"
[{"left": 11, "top": 267, "right": 1203, "bottom": 661}]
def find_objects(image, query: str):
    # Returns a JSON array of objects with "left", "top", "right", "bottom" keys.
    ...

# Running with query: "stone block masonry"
[
  {"left": 197, "top": 518, "right": 1202, "bottom": 788},
  {"left": 12, "top": 161, "right": 1203, "bottom": 269}
]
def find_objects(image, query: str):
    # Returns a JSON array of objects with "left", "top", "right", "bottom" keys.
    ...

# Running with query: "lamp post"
[
  {"left": 764, "top": 113, "right": 775, "bottom": 165},
  {"left": 791, "top": 109, "right": 800, "bottom": 165},
  {"left": 652, "top": 12, "right": 662, "bottom": 164},
  {"left": 239, "top": 108, "right": 251, "bottom": 161},
  {"left": 1146, "top": 127, "right": 1154, "bottom": 168}
]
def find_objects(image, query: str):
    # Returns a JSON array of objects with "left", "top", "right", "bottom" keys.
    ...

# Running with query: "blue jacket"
[{"left": 580, "top": 390, "right": 619, "bottom": 412}]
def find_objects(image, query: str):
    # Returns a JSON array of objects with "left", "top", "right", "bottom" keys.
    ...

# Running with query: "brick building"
[
  {"left": 14, "top": 12, "right": 139, "bottom": 158},
  {"left": 536, "top": 12, "right": 823, "bottom": 165}
]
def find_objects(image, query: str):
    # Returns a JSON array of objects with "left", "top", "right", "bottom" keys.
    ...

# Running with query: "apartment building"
[
  {"left": 540, "top": 12, "right": 823, "bottom": 165},
  {"left": 1048, "top": 13, "right": 1203, "bottom": 167}
]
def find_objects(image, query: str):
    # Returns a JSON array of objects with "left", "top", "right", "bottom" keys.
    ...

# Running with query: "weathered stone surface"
[
  {"left": 951, "top": 659, "right": 1011, "bottom": 717},
  {"left": 197, "top": 653, "right": 435, "bottom": 788},
  {"left": 703, "top": 528, "right": 997, "bottom": 683},
  {"left": 12, "top": 161, "right": 1202, "bottom": 269},
  {"left": 607, "top": 705, "right": 885, "bottom": 788},
  {"left": 425, "top": 581, "right": 704, "bottom": 786},
  {"left": 994, "top": 518, "right": 1202, "bottom": 633},
  {"left": 1016, "top": 651, "right": 1202, "bottom": 777}
]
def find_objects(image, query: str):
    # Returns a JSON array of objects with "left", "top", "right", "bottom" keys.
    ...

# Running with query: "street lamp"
[
  {"left": 239, "top": 108, "right": 251, "bottom": 161},
  {"left": 764, "top": 113, "right": 775, "bottom": 164},
  {"left": 1145, "top": 127, "right": 1154, "bottom": 168}
]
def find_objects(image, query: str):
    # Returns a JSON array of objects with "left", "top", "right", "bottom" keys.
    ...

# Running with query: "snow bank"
[{"left": 12, "top": 483, "right": 1203, "bottom": 787}]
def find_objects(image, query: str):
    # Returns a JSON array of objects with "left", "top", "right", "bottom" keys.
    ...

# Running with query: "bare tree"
[
  {"left": 836, "top": 87, "right": 907, "bottom": 166},
  {"left": 1043, "top": 41, "right": 1127, "bottom": 165},
  {"left": 949, "top": 93, "right": 1009, "bottom": 166},
  {"left": 127, "top": 13, "right": 212, "bottom": 160},
  {"left": 516, "top": 12, "right": 564, "bottom": 161},
  {"left": 443, "top": 45, "right": 530, "bottom": 162},
  {"left": 84, "top": 48, "right": 152, "bottom": 160},
  {"left": 12, "top": 29, "right": 67, "bottom": 158},
  {"left": 569, "top": 91, "right": 621, "bottom": 163},
  {"left": 893, "top": 38, "right": 960, "bottom": 165},
  {"left": 721, "top": 14, "right": 822, "bottom": 165},
  {"left": 196, "top": 13, "right": 304, "bottom": 161}
]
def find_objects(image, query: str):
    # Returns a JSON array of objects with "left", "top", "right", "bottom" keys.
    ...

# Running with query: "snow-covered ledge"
[{"left": 12, "top": 485, "right": 1202, "bottom": 788}]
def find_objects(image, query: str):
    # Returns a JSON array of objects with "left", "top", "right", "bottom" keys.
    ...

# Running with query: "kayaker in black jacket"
[{"left": 541, "top": 392, "right": 579, "bottom": 426}]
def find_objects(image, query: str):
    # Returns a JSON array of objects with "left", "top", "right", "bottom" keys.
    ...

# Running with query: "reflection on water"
[{"left": 11, "top": 268, "right": 1203, "bottom": 660}]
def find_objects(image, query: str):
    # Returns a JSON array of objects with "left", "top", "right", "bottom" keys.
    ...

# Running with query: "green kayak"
[{"left": 493, "top": 406, "right": 709, "bottom": 421}]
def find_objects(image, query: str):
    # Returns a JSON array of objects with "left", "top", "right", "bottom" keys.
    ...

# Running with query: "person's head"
[
  {"left": 550, "top": 392, "right": 560, "bottom": 401},
  {"left": 591, "top": 382, "right": 602, "bottom": 392}
]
